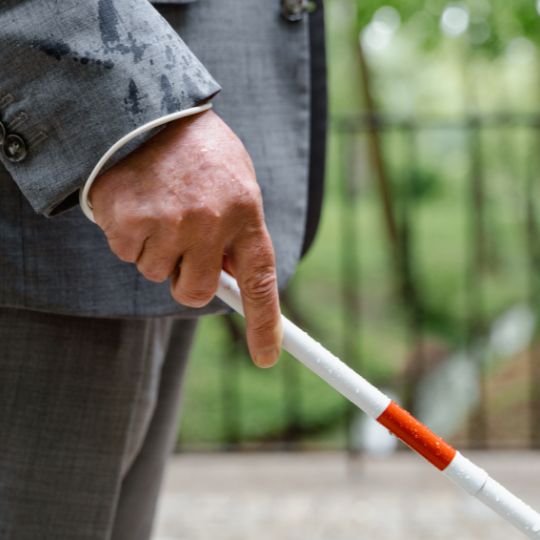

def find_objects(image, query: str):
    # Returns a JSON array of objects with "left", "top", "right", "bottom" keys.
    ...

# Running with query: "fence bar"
[
  {"left": 281, "top": 349, "right": 302, "bottom": 449},
  {"left": 398, "top": 123, "right": 426, "bottom": 415},
  {"left": 335, "top": 113, "right": 540, "bottom": 133},
  {"left": 220, "top": 315, "right": 244, "bottom": 451},
  {"left": 463, "top": 119, "right": 488, "bottom": 448},
  {"left": 525, "top": 137, "right": 540, "bottom": 449},
  {"left": 337, "top": 131, "right": 363, "bottom": 452}
]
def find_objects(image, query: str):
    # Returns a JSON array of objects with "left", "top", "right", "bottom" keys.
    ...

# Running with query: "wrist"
[{"left": 79, "top": 103, "right": 213, "bottom": 223}]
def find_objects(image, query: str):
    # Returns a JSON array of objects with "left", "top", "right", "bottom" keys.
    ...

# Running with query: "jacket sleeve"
[{"left": 0, "top": 0, "right": 221, "bottom": 216}]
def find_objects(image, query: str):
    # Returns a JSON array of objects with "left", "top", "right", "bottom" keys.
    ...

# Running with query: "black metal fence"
[
  {"left": 178, "top": 113, "right": 540, "bottom": 452},
  {"left": 334, "top": 112, "right": 540, "bottom": 450}
]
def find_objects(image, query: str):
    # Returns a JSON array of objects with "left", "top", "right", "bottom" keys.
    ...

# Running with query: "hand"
[{"left": 89, "top": 109, "right": 282, "bottom": 367}]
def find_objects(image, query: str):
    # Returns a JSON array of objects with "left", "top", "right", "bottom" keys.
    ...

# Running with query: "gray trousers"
[{"left": 0, "top": 308, "right": 198, "bottom": 540}]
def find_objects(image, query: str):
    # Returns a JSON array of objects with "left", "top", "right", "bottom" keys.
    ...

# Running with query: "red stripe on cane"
[{"left": 377, "top": 401, "right": 456, "bottom": 470}]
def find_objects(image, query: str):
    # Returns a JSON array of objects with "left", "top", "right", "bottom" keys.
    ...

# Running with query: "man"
[{"left": 0, "top": 1, "right": 326, "bottom": 539}]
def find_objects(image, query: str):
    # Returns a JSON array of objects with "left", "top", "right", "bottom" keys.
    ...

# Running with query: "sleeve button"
[
  {"left": 281, "top": 0, "right": 311, "bottom": 22},
  {"left": 3, "top": 133, "right": 27, "bottom": 163}
]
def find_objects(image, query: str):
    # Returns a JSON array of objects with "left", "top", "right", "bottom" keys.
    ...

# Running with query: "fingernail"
[{"left": 254, "top": 347, "right": 280, "bottom": 368}]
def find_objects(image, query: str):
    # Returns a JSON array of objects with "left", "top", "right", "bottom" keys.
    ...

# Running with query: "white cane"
[{"left": 217, "top": 270, "right": 540, "bottom": 539}]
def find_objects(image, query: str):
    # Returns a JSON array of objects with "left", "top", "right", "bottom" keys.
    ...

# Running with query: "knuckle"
[
  {"left": 249, "top": 314, "right": 276, "bottom": 338},
  {"left": 137, "top": 255, "right": 173, "bottom": 283},
  {"left": 243, "top": 179, "right": 262, "bottom": 200},
  {"left": 147, "top": 271, "right": 169, "bottom": 283},
  {"left": 241, "top": 189, "right": 262, "bottom": 211},
  {"left": 175, "top": 286, "right": 215, "bottom": 308},
  {"left": 159, "top": 206, "right": 184, "bottom": 229},
  {"left": 115, "top": 248, "right": 137, "bottom": 263},
  {"left": 107, "top": 235, "right": 138, "bottom": 263},
  {"left": 232, "top": 183, "right": 262, "bottom": 217},
  {"left": 200, "top": 205, "right": 222, "bottom": 222},
  {"left": 138, "top": 265, "right": 168, "bottom": 283},
  {"left": 184, "top": 204, "right": 222, "bottom": 226},
  {"left": 242, "top": 268, "right": 277, "bottom": 304}
]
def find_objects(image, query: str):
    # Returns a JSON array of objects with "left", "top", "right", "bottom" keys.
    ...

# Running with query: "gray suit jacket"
[{"left": 0, "top": 0, "right": 326, "bottom": 317}]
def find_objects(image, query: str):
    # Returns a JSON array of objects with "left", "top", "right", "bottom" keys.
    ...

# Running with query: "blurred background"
[
  {"left": 155, "top": 1, "right": 540, "bottom": 538},
  {"left": 180, "top": 0, "right": 540, "bottom": 454}
]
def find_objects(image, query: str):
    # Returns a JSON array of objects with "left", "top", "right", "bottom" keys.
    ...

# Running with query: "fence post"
[
  {"left": 399, "top": 121, "right": 426, "bottom": 416},
  {"left": 525, "top": 133, "right": 540, "bottom": 449},
  {"left": 336, "top": 128, "right": 364, "bottom": 453},
  {"left": 465, "top": 116, "right": 488, "bottom": 448}
]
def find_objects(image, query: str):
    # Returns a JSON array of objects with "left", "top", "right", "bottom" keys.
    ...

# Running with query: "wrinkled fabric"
[{"left": 0, "top": 308, "right": 197, "bottom": 540}]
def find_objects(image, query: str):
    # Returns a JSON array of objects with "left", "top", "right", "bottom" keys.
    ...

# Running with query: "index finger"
[{"left": 230, "top": 226, "right": 282, "bottom": 368}]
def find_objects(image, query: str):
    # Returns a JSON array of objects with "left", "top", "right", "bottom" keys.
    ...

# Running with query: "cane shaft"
[{"left": 216, "top": 271, "right": 540, "bottom": 538}]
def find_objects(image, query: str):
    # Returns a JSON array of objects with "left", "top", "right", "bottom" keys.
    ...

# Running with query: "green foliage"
[
  {"left": 354, "top": 0, "right": 540, "bottom": 54},
  {"left": 396, "top": 166, "right": 442, "bottom": 203}
]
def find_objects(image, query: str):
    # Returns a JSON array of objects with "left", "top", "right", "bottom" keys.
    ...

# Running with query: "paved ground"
[{"left": 153, "top": 451, "right": 540, "bottom": 540}]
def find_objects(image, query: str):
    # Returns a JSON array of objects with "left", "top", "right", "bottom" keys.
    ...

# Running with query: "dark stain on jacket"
[
  {"left": 98, "top": 0, "right": 148, "bottom": 63},
  {"left": 34, "top": 39, "right": 71, "bottom": 61},
  {"left": 159, "top": 74, "right": 181, "bottom": 113},
  {"left": 32, "top": 39, "right": 115, "bottom": 69},
  {"left": 98, "top": 0, "right": 121, "bottom": 45},
  {"left": 124, "top": 79, "right": 146, "bottom": 117}
]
